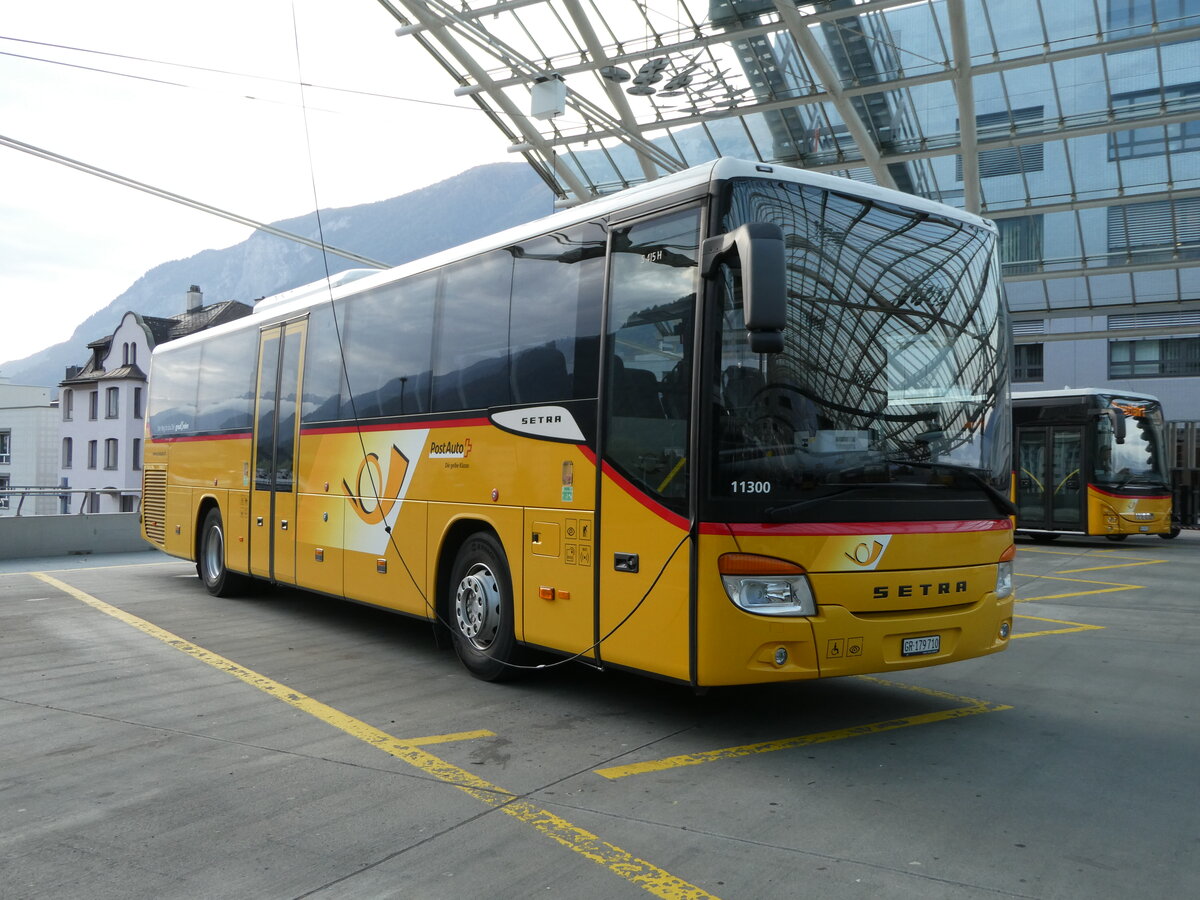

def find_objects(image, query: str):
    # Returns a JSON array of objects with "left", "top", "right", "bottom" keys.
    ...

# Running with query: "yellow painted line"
[
  {"left": 1012, "top": 614, "right": 1106, "bottom": 638},
  {"left": 595, "top": 678, "right": 1009, "bottom": 780},
  {"left": 1015, "top": 585, "right": 1139, "bottom": 602},
  {"left": 1014, "top": 571, "right": 1143, "bottom": 602},
  {"left": 1056, "top": 559, "right": 1166, "bottom": 573},
  {"left": 34, "top": 572, "right": 717, "bottom": 900}
]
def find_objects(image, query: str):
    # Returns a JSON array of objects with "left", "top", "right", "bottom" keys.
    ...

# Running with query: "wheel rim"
[
  {"left": 454, "top": 562, "right": 501, "bottom": 650},
  {"left": 203, "top": 522, "right": 224, "bottom": 585}
]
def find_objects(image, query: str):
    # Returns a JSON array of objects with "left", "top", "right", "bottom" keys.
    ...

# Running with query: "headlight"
[
  {"left": 719, "top": 553, "right": 815, "bottom": 616},
  {"left": 995, "top": 545, "right": 1015, "bottom": 599}
]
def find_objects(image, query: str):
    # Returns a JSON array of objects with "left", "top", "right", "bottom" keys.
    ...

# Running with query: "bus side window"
[
  {"left": 433, "top": 251, "right": 514, "bottom": 412},
  {"left": 605, "top": 207, "right": 701, "bottom": 502},
  {"left": 509, "top": 222, "right": 606, "bottom": 403}
]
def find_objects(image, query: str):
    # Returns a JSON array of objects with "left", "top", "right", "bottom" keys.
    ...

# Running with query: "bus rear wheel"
[
  {"left": 1105, "top": 533, "right": 1128, "bottom": 542},
  {"left": 198, "top": 507, "right": 248, "bottom": 597},
  {"left": 448, "top": 533, "right": 520, "bottom": 682}
]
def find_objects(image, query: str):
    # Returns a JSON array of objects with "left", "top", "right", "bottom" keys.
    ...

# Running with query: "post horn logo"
[
  {"left": 345, "top": 445, "right": 409, "bottom": 525},
  {"left": 845, "top": 540, "right": 886, "bottom": 567}
]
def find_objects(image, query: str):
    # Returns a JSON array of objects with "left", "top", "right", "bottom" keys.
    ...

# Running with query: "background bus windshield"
[
  {"left": 710, "top": 179, "right": 1011, "bottom": 522},
  {"left": 1094, "top": 399, "right": 1170, "bottom": 489}
]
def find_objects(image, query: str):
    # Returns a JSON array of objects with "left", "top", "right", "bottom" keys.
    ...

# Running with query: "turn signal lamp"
[
  {"left": 995, "top": 545, "right": 1016, "bottom": 600},
  {"left": 719, "top": 553, "right": 815, "bottom": 617}
]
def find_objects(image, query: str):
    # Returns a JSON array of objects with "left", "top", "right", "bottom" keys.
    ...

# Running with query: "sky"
[{"left": 0, "top": 0, "right": 515, "bottom": 370}]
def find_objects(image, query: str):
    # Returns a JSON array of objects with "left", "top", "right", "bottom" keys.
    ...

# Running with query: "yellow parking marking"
[
  {"left": 34, "top": 572, "right": 717, "bottom": 900},
  {"left": 1012, "top": 614, "right": 1105, "bottom": 639},
  {"left": 595, "top": 678, "right": 1009, "bottom": 780},
  {"left": 1014, "top": 571, "right": 1143, "bottom": 602},
  {"left": 1056, "top": 559, "right": 1166, "bottom": 573}
]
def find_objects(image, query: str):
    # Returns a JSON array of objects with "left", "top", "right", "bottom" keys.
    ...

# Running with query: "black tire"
[
  {"left": 198, "top": 507, "right": 249, "bottom": 597},
  {"left": 447, "top": 532, "right": 521, "bottom": 681},
  {"left": 1159, "top": 526, "right": 1181, "bottom": 540},
  {"left": 1105, "top": 533, "right": 1128, "bottom": 542}
]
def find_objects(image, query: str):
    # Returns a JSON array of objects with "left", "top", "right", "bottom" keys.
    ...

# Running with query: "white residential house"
[
  {"left": 58, "top": 286, "right": 252, "bottom": 514},
  {"left": 0, "top": 378, "right": 59, "bottom": 516}
]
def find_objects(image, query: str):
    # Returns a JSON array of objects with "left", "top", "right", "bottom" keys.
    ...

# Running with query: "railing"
[{"left": 0, "top": 486, "right": 142, "bottom": 516}]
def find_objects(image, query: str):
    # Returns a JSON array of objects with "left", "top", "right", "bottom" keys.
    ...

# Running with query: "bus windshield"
[
  {"left": 1094, "top": 398, "right": 1170, "bottom": 489},
  {"left": 709, "top": 178, "right": 1011, "bottom": 522}
]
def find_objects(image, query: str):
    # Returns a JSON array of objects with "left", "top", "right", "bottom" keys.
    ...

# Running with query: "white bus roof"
[
  {"left": 160, "top": 158, "right": 995, "bottom": 352},
  {"left": 1012, "top": 388, "right": 1162, "bottom": 403}
]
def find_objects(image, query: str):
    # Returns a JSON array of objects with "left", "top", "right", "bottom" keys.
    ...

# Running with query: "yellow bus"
[
  {"left": 1013, "top": 388, "right": 1178, "bottom": 541},
  {"left": 142, "top": 158, "right": 1015, "bottom": 686}
]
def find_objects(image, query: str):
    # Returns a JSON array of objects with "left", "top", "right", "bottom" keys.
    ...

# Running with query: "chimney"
[{"left": 186, "top": 284, "right": 203, "bottom": 313}]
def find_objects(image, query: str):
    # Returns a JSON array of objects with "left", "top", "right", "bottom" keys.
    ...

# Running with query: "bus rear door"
[
  {"left": 250, "top": 319, "right": 307, "bottom": 584},
  {"left": 1017, "top": 424, "right": 1085, "bottom": 532}
]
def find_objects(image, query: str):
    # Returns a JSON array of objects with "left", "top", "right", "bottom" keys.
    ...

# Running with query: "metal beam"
[
  {"left": 1003, "top": 257, "right": 1200, "bottom": 283},
  {"left": 385, "top": 0, "right": 591, "bottom": 200},
  {"left": 946, "top": 0, "right": 978, "bottom": 214},
  {"left": 1015, "top": 322, "right": 1200, "bottom": 343},
  {"left": 560, "top": 0, "right": 658, "bottom": 183},
  {"left": 771, "top": 0, "right": 897, "bottom": 190}
]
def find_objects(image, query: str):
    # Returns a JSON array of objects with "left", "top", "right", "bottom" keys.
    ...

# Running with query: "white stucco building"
[
  {"left": 0, "top": 379, "right": 59, "bottom": 516},
  {"left": 58, "top": 286, "right": 252, "bottom": 514}
]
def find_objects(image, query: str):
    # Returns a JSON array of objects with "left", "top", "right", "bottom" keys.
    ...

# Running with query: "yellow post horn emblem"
[{"left": 345, "top": 445, "right": 409, "bottom": 524}]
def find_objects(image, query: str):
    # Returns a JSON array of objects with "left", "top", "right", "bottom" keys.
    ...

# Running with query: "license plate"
[{"left": 902, "top": 635, "right": 941, "bottom": 657}]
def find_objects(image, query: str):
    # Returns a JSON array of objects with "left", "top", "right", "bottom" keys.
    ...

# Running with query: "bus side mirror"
[
  {"left": 1096, "top": 408, "right": 1126, "bottom": 444},
  {"left": 702, "top": 223, "right": 786, "bottom": 353}
]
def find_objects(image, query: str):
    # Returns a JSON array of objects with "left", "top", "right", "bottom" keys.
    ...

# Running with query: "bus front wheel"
[
  {"left": 1105, "top": 533, "right": 1128, "bottom": 542},
  {"left": 198, "top": 507, "right": 248, "bottom": 597},
  {"left": 448, "top": 533, "right": 520, "bottom": 681}
]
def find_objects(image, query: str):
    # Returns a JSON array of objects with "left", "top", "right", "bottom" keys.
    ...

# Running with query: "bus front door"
[
  {"left": 596, "top": 205, "right": 700, "bottom": 681},
  {"left": 1017, "top": 425, "right": 1085, "bottom": 532},
  {"left": 250, "top": 319, "right": 306, "bottom": 584}
]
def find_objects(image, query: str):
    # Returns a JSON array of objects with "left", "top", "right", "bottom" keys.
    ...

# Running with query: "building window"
[
  {"left": 63, "top": 389, "right": 74, "bottom": 421},
  {"left": 1107, "top": 0, "right": 1200, "bottom": 37},
  {"left": 122, "top": 342, "right": 130, "bottom": 365},
  {"left": 120, "top": 494, "right": 138, "bottom": 513},
  {"left": 1108, "top": 197, "right": 1200, "bottom": 266},
  {"left": 0, "top": 475, "right": 9, "bottom": 510},
  {"left": 1014, "top": 344, "right": 1045, "bottom": 382},
  {"left": 131, "top": 344, "right": 137, "bottom": 366},
  {"left": 131, "top": 438, "right": 142, "bottom": 471},
  {"left": 105, "top": 386, "right": 119, "bottom": 418},
  {"left": 62, "top": 437, "right": 73, "bottom": 469},
  {"left": 104, "top": 438, "right": 119, "bottom": 470},
  {"left": 133, "top": 386, "right": 143, "bottom": 419},
  {"left": 0, "top": 430, "right": 9, "bottom": 465},
  {"left": 87, "top": 492, "right": 100, "bottom": 514},
  {"left": 957, "top": 107, "right": 1045, "bottom": 180},
  {"left": 87, "top": 440, "right": 98, "bottom": 470},
  {"left": 89, "top": 390, "right": 98, "bottom": 420},
  {"left": 1109, "top": 337, "right": 1200, "bottom": 377},
  {"left": 997, "top": 215, "right": 1044, "bottom": 275},
  {"left": 1110, "top": 82, "right": 1200, "bottom": 159}
]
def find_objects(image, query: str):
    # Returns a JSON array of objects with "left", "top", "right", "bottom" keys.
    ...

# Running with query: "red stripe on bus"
[
  {"left": 150, "top": 432, "right": 250, "bottom": 444},
  {"left": 714, "top": 519, "right": 1013, "bottom": 536},
  {"left": 600, "top": 460, "right": 690, "bottom": 531},
  {"left": 301, "top": 417, "right": 490, "bottom": 436}
]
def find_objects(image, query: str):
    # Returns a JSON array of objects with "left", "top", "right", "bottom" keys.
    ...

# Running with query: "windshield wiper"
[
  {"left": 883, "top": 459, "right": 1017, "bottom": 517},
  {"left": 763, "top": 483, "right": 927, "bottom": 520}
]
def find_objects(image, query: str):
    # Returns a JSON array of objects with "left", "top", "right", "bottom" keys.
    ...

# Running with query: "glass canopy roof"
[{"left": 377, "top": 0, "right": 1200, "bottom": 320}]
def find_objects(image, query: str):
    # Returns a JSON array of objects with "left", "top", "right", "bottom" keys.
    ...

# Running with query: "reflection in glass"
[{"left": 712, "top": 179, "right": 1011, "bottom": 521}]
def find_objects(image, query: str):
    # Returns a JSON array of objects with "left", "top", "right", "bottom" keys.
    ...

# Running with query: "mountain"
[{"left": 2, "top": 162, "right": 553, "bottom": 388}]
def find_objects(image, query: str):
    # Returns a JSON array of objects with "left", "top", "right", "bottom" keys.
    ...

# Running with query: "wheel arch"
[{"left": 194, "top": 495, "right": 221, "bottom": 564}]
